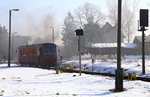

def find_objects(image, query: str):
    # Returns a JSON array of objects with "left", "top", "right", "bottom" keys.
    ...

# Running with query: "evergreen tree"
[
  {"left": 61, "top": 12, "right": 78, "bottom": 59},
  {"left": 84, "top": 21, "right": 102, "bottom": 46},
  {"left": 0, "top": 25, "right": 8, "bottom": 60}
]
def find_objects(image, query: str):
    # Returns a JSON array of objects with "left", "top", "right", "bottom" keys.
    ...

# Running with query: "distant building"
[
  {"left": 133, "top": 36, "right": 150, "bottom": 55},
  {"left": 87, "top": 35, "right": 150, "bottom": 56},
  {"left": 87, "top": 43, "right": 138, "bottom": 56},
  {"left": 12, "top": 35, "right": 31, "bottom": 59},
  {"left": 85, "top": 22, "right": 125, "bottom": 47},
  {"left": 100, "top": 22, "right": 125, "bottom": 43},
  {"left": 13, "top": 35, "right": 31, "bottom": 46},
  {"left": 85, "top": 22, "right": 129, "bottom": 55}
]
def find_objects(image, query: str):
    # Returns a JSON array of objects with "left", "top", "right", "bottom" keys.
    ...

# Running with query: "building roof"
[
  {"left": 101, "top": 22, "right": 113, "bottom": 32},
  {"left": 88, "top": 43, "right": 138, "bottom": 48}
]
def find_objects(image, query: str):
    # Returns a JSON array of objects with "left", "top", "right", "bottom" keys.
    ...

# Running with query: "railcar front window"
[{"left": 43, "top": 47, "right": 56, "bottom": 56}]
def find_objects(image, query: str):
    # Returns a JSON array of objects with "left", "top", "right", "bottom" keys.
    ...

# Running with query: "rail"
[{"left": 64, "top": 69, "right": 150, "bottom": 82}]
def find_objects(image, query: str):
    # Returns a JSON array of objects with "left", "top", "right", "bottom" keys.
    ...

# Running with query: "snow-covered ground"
[
  {"left": 61, "top": 55, "right": 150, "bottom": 78},
  {"left": 0, "top": 63, "right": 150, "bottom": 97}
]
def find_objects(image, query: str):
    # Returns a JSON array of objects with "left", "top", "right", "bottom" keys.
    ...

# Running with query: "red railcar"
[{"left": 18, "top": 43, "right": 57, "bottom": 68}]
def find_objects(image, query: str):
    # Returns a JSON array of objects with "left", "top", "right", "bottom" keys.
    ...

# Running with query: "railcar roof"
[
  {"left": 87, "top": 43, "right": 137, "bottom": 48},
  {"left": 19, "top": 43, "right": 56, "bottom": 48}
]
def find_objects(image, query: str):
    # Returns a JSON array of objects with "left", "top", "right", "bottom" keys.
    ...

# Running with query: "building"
[
  {"left": 133, "top": 36, "right": 150, "bottom": 55},
  {"left": 87, "top": 43, "right": 138, "bottom": 56},
  {"left": 101, "top": 22, "right": 125, "bottom": 43},
  {"left": 85, "top": 22, "right": 129, "bottom": 56},
  {"left": 12, "top": 35, "right": 31, "bottom": 60}
]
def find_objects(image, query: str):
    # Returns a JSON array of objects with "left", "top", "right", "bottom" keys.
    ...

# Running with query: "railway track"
[
  {"left": 12, "top": 63, "right": 150, "bottom": 82},
  {"left": 64, "top": 69, "right": 150, "bottom": 82}
]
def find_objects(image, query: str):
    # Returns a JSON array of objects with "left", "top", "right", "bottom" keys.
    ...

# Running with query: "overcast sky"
[{"left": 0, "top": 0, "right": 150, "bottom": 36}]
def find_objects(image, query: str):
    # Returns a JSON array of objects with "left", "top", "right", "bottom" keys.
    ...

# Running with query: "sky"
[
  {"left": 0, "top": 0, "right": 107, "bottom": 24},
  {"left": 0, "top": 0, "right": 150, "bottom": 39}
]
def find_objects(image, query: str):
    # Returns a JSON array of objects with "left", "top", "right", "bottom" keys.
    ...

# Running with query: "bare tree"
[
  {"left": 74, "top": 2, "right": 106, "bottom": 49},
  {"left": 107, "top": 0, "right": 138, "bottom": 43},
  {"left": 75, "top": 2, "right": 106, "bottom": 28}
]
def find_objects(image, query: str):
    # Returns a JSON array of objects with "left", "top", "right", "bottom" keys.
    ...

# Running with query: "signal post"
[
  {"left": 139, "top": 9, "right": 149, "bottom": 75},
  {"left": 75, "top": 29, "right": 83, "bottom": 76}
]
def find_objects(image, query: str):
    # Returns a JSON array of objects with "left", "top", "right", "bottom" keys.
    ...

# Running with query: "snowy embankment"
[
  {"left": 0, "top": 63, "right": 150, "bottom": 97},
  {"left": 61, "top": 55, "right": 150, "bottom": 78}
]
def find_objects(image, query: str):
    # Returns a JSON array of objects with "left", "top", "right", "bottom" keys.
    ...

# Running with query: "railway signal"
[
  {"left": 139, "top": 9, "right": 149, "bottom": 75},
  {"left": 75, "top": 29, "right": 83, "bottom": 76}
]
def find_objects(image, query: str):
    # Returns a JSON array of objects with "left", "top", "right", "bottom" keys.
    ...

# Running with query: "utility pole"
[
  {"left": 8, "top": 9, "right": 19, "bottom": 67},
  {"left": 12, "top": 32, "right": 17, "bottom": 60},
  {"left": 8, "top": 10, "right": 12, "bottom": 67},
  {"left": 115, "top": 0, "right": 123, "bottom": 92},
  {"left": 52, "top": 27, "right": 54, "bottom": 44},
  {"left": 50, "top": 26, "right": 54, "bottom": 44}
]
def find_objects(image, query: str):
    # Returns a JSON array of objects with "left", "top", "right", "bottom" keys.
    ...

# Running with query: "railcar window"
[
  {"left": 19, "top": 49, "right": 23, "bottom": 56},
  {"left": 19, "top": 45, "right": 56, "bottom": 56},
  {"left": 39, "top": 48, "right": 43, "bottom": 55},
  {"left": 43, "top": 47, "right": 56, "bottom": 56},
  {"left": 19, "top": 47, "right": 38, "bottom": 56}
]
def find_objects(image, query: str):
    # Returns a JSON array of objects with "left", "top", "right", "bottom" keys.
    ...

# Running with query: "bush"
[
  {"left": 128, "top": 72, "right": 136, "bottom": 81},
  {"left": 60, "top": 66, "right": 66, "bottom": 72},
  {"left": 69, "top": 64, "right": 74, "bottom": 70}
]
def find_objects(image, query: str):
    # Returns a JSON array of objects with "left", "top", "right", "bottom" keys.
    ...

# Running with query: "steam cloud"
[{"left": 13, "top": 11, "right": 62, "bottom": 45}]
